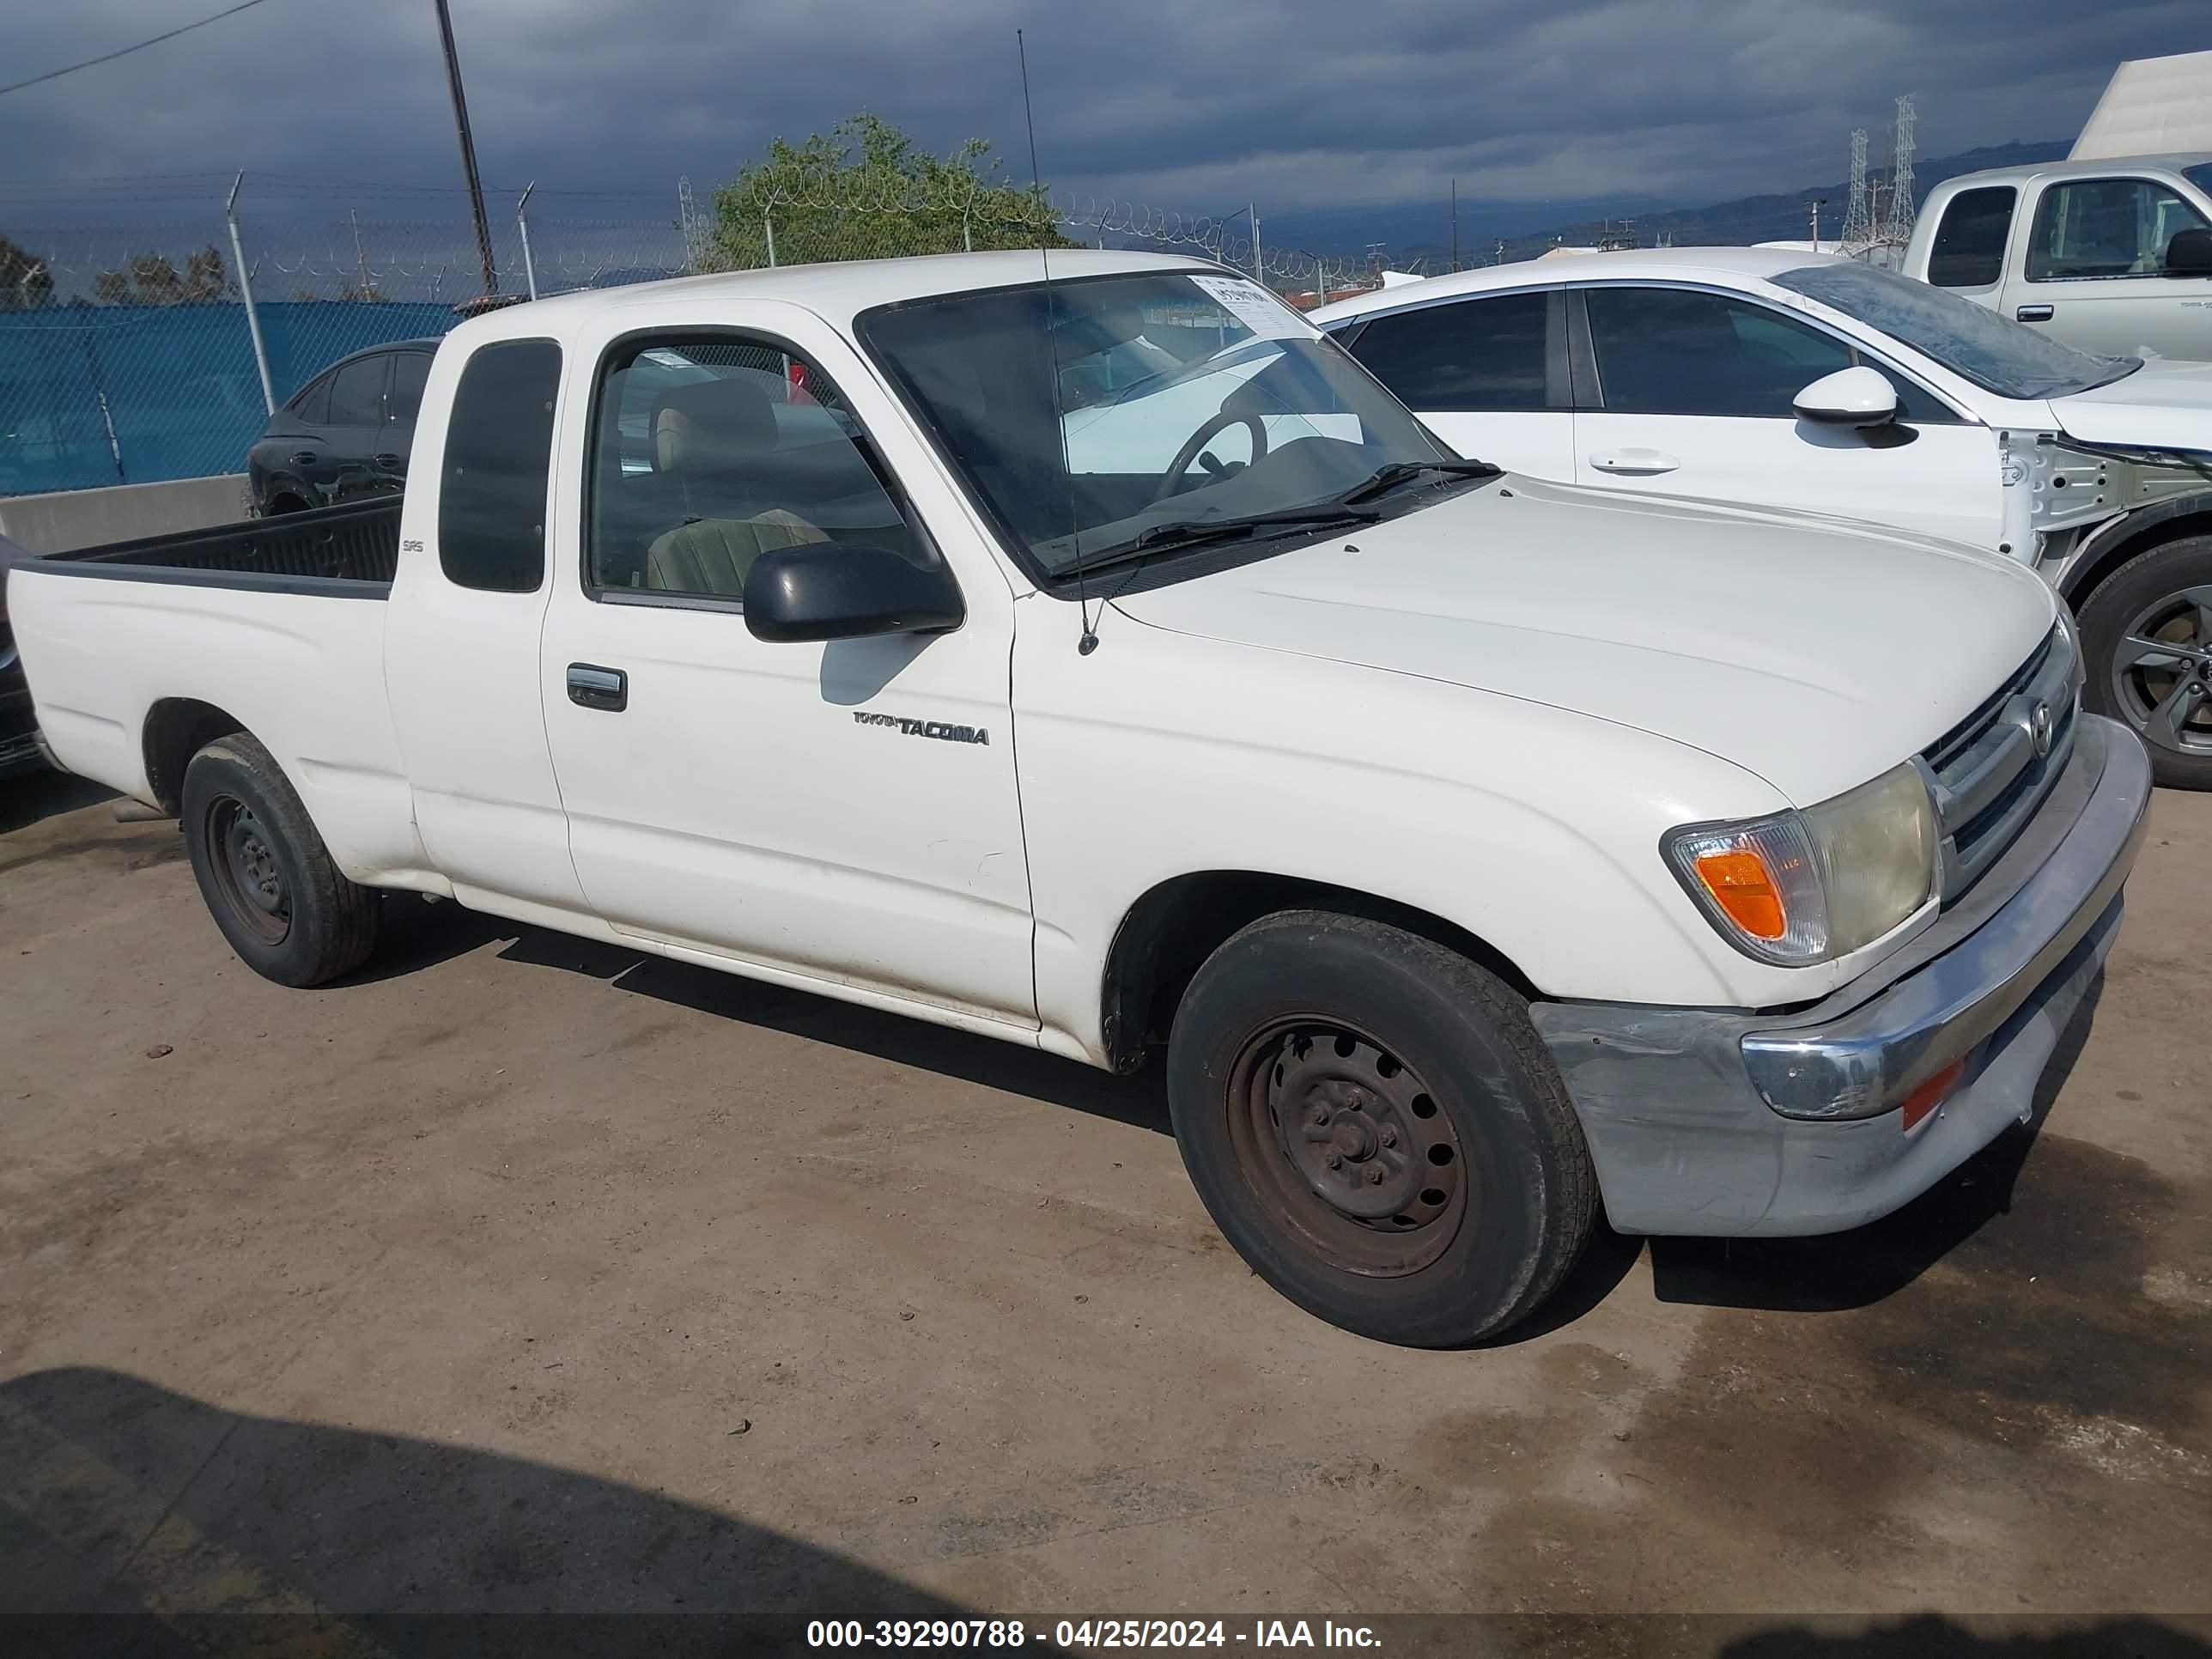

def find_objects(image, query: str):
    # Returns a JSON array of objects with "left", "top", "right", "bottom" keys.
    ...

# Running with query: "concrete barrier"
[{"left": 0, "top": 475, "right": 252, "bottom": 555}]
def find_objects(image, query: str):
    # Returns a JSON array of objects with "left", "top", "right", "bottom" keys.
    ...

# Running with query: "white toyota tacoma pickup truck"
[{"left": 4, "top": 251, "right": 2151, "bottom": 1346}]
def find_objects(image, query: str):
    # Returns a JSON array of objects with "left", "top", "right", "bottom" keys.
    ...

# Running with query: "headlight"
[{"left": 1663, "top": 761, "right": 1936, "bottom": 965}]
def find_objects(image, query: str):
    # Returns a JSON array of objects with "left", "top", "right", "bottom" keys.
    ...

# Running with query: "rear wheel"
[
  {"left": 179, "top": 733, "right": 379, "bottom": 986},
  {"left": 2077, "top": 534, "right": 2212, "bottom": 790},
  {"left": 1165, "top": 911, "right": 1595, "bottom": 1346}
]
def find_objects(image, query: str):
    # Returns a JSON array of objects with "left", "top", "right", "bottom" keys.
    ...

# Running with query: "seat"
[
  {"left": 645, "top": 507, "right": 827, "bottom": 597},
  {"left": 653, "top": 375, "right": 779, "bottom": 503}
]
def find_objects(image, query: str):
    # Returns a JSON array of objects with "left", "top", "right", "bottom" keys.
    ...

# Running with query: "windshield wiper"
[
  {"left": 1133, "top": 504, "right": 1381, "bottom": 550},
  {"left": 1060, "top": 505, "right": 1382, "bottom": 580},
  {"left": 1334, "top": 458, "right": 1503, "bottom": 506}
]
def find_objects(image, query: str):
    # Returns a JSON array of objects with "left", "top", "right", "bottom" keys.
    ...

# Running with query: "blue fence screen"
[{"left": 1, "top": 301, "right": 456, "bottom": 497}]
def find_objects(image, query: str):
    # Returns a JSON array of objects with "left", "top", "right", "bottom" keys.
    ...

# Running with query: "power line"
[{"left": 0, "top": 0, "right": 270, "bottom": 99}]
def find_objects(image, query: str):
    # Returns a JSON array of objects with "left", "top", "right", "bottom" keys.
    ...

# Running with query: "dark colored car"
[
  {"left": 247, "top": 340, "right": 439, "bottom": 515},
  {"left": 1, "top": 532, "right": 48, "bottom": 775}
]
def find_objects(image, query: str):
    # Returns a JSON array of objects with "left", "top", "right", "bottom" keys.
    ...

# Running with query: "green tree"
[
  {"left": 711, "top": 112, "right": 1073, "bottom": 270},
  {"left": 0, "top": 234, "right": 53, "bottom": 309},
  {"left": 91, "top": 243, "right": 228, "bottom": 305}
]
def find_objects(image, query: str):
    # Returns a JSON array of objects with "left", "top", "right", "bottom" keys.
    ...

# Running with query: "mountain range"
[{"left": 1260, "top": 139, "right": 2073, "bottom": 269}]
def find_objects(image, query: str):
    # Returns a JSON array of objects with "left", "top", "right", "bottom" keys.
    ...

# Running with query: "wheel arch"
[
  {"left": 2057, "top": 495, "right": 2212, "bottom": 609},
  {"left": 143, "top": 697, "right": 250, "bottom": 816},
  {"left": 1098, "top": 869, "right": 1541, "bottom": 1073}
]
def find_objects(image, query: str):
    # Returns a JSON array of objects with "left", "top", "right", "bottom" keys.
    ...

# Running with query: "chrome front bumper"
[
  {"left": 1530, "top": 716, "right": 2151, "bottom": 1237},
  {"left": 1743, "top": 714, "right": 2148, "bottom": 1120}
]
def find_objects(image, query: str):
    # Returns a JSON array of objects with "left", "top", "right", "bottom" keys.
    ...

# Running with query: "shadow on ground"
[
  {"left": 348, "top": 897, "right": 1170, "bottom": 1135},
  {"left": 0, "top": 770, "right": 114, "bottom": 836},
  {"left": 340, "top": 902, "right": 2133, "bottom": 1344},
  {"left": 0, "top": 1367, "right": 966, "bottom": 1656}
]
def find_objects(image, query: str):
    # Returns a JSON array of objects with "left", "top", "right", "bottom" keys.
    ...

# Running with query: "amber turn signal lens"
[
  {"left": 1899, "top": 1058, "right": 1966, "bottom": 1132},
  {"left": 1692, "top": 849, "right": 1787, "bottom": 939}
]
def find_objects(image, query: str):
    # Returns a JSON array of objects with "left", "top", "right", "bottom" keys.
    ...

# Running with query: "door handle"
[
  {"left": 2015, "top": 304, "right": 2054, "bottom": 323},
  {"left": 289, "top": 450, "right": 319, "bottom": 465},
  {"left": 374, "top": 452, "right": 404, "bottom": 468},
  {"left": 566, "top": 663, "right": 628, "bottom": 712},
  {"left": 1588, "top": 448, "right": 1680, "bottom": 476}
]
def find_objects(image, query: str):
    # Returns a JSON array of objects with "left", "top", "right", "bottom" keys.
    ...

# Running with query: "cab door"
[
  {"left": 384, "top": 335, "right": 597, "bottom": 927},
  {"left": 2000, "top": 174, "right": 2212, "bottom": 360},
  {"left": 1568, "top": 283, "right": 2003, "bottom": 549},
  {"left": 536, "top": 307, "right": 1036, "bottom": 1028}
]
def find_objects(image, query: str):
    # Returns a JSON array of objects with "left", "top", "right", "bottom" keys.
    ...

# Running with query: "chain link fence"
[{"left": 0, "top": 176, "right": 1414, "bottom": 499}]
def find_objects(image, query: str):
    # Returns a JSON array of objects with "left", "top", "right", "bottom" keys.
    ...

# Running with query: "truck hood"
[
  {"left": 1109, "top": 477, "right": 2057, "bottom": 805},
  {"left": 2054, "top": 358, "right": 2212, "bottom": 453}
]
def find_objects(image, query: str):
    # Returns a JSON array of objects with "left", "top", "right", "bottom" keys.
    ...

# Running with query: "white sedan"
[{"left": 1314, "top": 248, "right": 2212, "bottom": 788}]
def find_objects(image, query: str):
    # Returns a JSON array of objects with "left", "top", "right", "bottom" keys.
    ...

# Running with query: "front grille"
[{"left": 1919, "top": 623, "right": 2081, "bottom": 901}]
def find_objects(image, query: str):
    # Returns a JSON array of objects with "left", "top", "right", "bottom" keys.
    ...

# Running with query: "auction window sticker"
[{"left": 1188, "top": 273, "right": 1322, "bottom": 340}]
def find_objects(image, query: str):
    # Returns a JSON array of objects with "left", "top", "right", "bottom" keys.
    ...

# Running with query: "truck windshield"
[
  {"left": 1771, "top": 262, "right": 2139, "bottom": 400},
  {"left": 859, "top": 270, "right": 1462, "bottom": 582}
]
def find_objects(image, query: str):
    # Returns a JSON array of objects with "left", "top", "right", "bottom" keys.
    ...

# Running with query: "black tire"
[
  {"left": 1165, "top": 911, "right": 1596, "bottom": 1346},
  {"left": 2076, "top": 533, "right": 2212, "bottom": 790},
  {"left": 179, "top": 732, "right": 379, "bottom": 987}
]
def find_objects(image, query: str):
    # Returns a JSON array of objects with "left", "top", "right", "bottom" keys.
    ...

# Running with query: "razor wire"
[{"left": 0, "top": 175, "right": 1440, "bottom": 497}]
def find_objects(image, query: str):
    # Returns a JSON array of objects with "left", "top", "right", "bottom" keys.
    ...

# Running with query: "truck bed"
[
  {"left": 37, "top": 498, "right": 401, "bottom": 592},
  {"left": 6, "top": 494, "right": 425, "bottom": 887}
]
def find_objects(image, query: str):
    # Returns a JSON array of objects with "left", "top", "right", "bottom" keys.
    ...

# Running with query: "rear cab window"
[
  {"left": 1926, "top": 186, "right": 2015, "bottom": 289},
  {"left": 438, "top": 339, "right": 562, "bottom": 593}
]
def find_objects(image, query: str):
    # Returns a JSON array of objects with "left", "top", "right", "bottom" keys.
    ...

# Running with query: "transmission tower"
[
  {"left": 1841, "top": 128, "right": 1873, "bottom": 248},
  {"left": 677, "top": 174, "right": 708, "bottom": 274},
  {"left": 1885, "top": 95, "right": 1917, "bottom": 246}
]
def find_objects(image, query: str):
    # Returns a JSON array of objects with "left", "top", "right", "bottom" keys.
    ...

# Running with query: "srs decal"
[{"left": 854, "top": 710, "right": 990, "bottom": 745}]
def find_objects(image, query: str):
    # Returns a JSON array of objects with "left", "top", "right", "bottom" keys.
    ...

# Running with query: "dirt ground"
[{"left": 2, "top": 767, "right": 2208, "bottom": 1643}]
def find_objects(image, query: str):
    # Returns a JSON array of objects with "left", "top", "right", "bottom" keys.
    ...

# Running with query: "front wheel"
[
  {"left": 179, "top": 732, "right": 380, "bottom": 986},
  {"left": 1165, "top": 912, "right": 1596, "bottom": 1346},
  {"left": 2077, "top": 534, "right": 2212, "bottom": 790}
]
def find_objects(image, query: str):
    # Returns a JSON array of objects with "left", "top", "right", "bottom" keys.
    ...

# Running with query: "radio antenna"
[{"left": 1018, "top": 28, "right": 1097, "bottom": 655}]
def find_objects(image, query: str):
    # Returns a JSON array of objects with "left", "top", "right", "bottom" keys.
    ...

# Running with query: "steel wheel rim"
[
  {"left": 206, "top": 795, "right": 290, "bottom": 945},
  {"left": 2110, "top": 585, "right": 2212, "bottom": 757},
  {"left": 1224, "top": 1017, "right": 1470, "bottom": 1279}
]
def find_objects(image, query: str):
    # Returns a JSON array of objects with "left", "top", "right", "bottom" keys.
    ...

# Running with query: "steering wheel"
[{"left": 1152, "top": 410, "right": 1268, "bottom": 504}]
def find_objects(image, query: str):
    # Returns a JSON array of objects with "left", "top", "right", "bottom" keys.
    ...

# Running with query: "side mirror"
[
  {"left": 1793, "top": 365, "right": 1899, "bottom": 428},
  {"left": 2164, "top": 227, "right": 2212, "bottom": 278},
  {"left": 742, "top": 542, "right": 964, "bottom": 643}
]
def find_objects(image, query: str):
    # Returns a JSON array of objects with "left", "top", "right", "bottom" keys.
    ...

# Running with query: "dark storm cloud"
[{"left": 0, "top": 0, "right": 2205, "bottom": 216}]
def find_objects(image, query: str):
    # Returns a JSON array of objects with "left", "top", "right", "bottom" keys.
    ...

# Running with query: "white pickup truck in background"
[
  {"left": 1903, "top": 153, "right": 2212, "bottom": 360},
  {"left": 4, "top": 251, "right": 2150, "bottom": 1347}
]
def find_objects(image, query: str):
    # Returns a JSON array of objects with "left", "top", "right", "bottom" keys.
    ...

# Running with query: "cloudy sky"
[{"left": 0, "top": 0, "right": 2206, "bottom": 231}]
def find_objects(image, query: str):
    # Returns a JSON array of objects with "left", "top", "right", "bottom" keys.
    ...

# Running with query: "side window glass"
[
  {"left": 1585, "top": 288, "right": 1854, "bottom": 417},
  {"left": 1927, "top": 187, "right": 2016, "bottom": 288},
  {"left": 439, "top": 338, "right": 561, "bottom": 593},
  {"left": 287, "top": 372, "right": 333, "bottom": 424},
  {"left": 587, "top": 336, "right": 925, "bottom": 601},
  {"left": 387, "top": 353, "right": 432, "bottom": 424},
  {"left": 1342, "top": 291, "right": 1549, "bottom": 410},
  {"left": 2027, "top": 178, "right": 2210, "bottom": 281},
  {"left": 326, "top": 355, "right": 388, "bottom": 425}
]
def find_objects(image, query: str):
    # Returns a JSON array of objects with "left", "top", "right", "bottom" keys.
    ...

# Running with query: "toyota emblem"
[{"left": 2029, "top": 699, "right": 2054, "bottom": 758}]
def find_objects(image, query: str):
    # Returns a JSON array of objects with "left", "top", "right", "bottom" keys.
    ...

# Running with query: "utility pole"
[
  {"left": 1808, "top": 196, "right": 1826, "bottom": 252},
  {"left": 1449, "top": 177, "right": 1458, "bottom": 271},
  {"left": 433, "top": 0, "right": 498, "bottom": 295}
]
